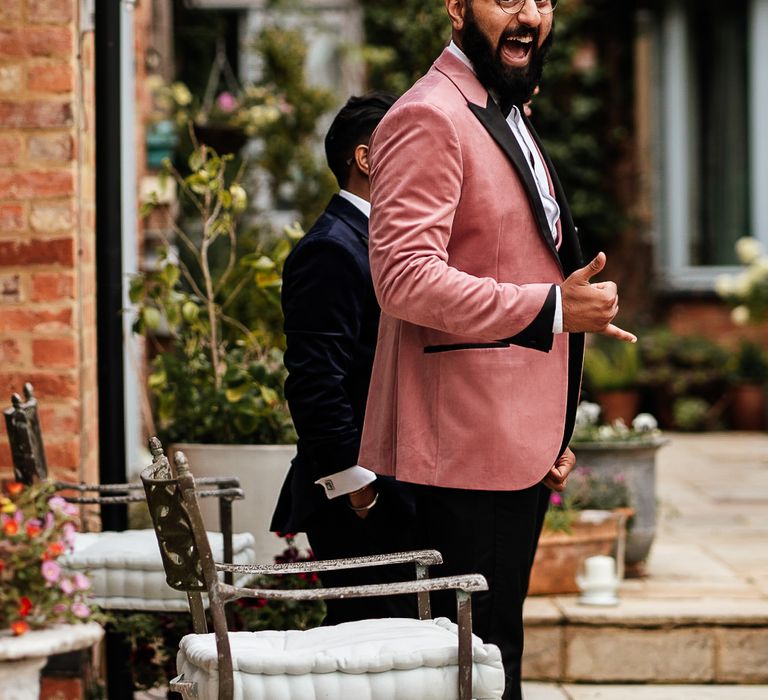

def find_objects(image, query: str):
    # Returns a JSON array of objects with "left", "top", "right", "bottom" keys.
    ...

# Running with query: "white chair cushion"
[
  {"left": 177, "top": 617, "right": 504, "bottom": 700},
  {"left": 62, "top": 529, "right": 257, "bottom": 611}
]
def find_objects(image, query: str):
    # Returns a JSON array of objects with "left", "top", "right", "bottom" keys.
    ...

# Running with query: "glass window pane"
[{"left": 686, "top": 0, "right": 750, "bottom": 266}]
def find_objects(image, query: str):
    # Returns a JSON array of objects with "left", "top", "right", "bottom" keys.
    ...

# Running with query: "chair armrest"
[
  {"left": 193, "top": 476, "right": 241, "bottom": 489},
  {"left": 220, "top": 573, "right": 488, "bottom": 604},
  {"left": 195, "top": 487, "right": 245, "bottom": 501},
  {"left": 55, "top": 479, "right": 243, "bottom": 504},
  {"left": 215, "top": 549, "right": 443, "bottom": 576}
]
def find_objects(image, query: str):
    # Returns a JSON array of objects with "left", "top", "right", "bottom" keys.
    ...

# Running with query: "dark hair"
[{"left": 324, "top": 91, "right": 397, "bottom": 189}]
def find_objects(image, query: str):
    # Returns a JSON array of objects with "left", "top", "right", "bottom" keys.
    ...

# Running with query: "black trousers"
[
  {"left": 305, "top": 479, "right": 419, "bottom": 624},
  {"left": 412, "top": 482, "right": 551, "bottom": 700}
]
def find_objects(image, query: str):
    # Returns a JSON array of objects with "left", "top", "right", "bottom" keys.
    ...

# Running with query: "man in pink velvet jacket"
[{"left": 357, "top": 1, "right": 636, "bottom": 698}]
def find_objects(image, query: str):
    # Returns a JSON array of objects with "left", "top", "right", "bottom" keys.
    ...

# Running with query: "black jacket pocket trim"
[{"left": 424, "top": 342, "right": 511, "bottom": 354}]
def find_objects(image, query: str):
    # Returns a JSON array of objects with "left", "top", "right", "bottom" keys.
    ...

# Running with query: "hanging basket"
[{"left": 192, "top": 123, "right": 248, "bottom": 156}]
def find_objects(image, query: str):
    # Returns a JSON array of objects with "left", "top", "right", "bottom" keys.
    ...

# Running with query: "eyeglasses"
[{"left": 496, "top": 0, "right": 558, "bottom": 15}]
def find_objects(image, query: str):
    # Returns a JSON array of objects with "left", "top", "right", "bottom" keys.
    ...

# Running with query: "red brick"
[
  {"left": 0, "top": 238, "right": 74, "bottom": 266},
  {"left": 27, "top": 27, "right": 72, "bottom": 57},
  {"left": 0, "top": 204, "right": 25, "bottom": 231},
  {"left": 39, "top": 404, "right": 80, "bottom": 433},
  {"left": 0, "top": 101, "right": 72, "bottom": 128},
  {"left": 0, "top": 135, "right": 22, "bottom": 166},
  {"left": 30, "top": 272, "right": 74, "bottom": 301},
  {"left": 0, "top": 30, "right": 25, "bottom": 57},
  {"left": 0, "top": 274, "right": 21, "bottom": 303},
  {"left": 0, "top": 0, "right": 23, "bottom": 23},
  {"left": 0, "top": 372, "right": 78, "bottom": 400},
  {"left": 27, "top": 64, "right": 73, "bottom": 93},
  {"left": 0, "top": 170, "right": 73, "bottom": 198},
  {"left": 33, "top": 337, "right": 76, "bottom": 367},
  {"left": 0, "top": 307, "right": 72, "bottom": 332},
  {"left": 46, "top": 439, "right": 80, "bottom": 469},
  {"left": 0, "top": 441, "right": 11, "bottom": 469},
  {"left": 0, "top": 338, "right": 22, "bottom": 365},
  {"left": 27, "top": 133, "right": 72, "bottom": 162},
  {"left": 27, "top": 0, "right": 74, "bottom": 25}
]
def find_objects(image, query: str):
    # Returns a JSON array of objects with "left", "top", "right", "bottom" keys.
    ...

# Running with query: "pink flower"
[
  {"left": 52, "top": 603, "right": 68, "bottom": 615},
  {"left": 216, "top": 92, "right": 238, "bottom": 113},
  {"left": 71, "top": 602, "right": 90, "bottom": 619},
  {"left": 62, "top": 523, "right": 76, "bottom": 547},
  {"left": 60, "top": 578, "right": 75, "bottom": 595},
  {"left": 41, "top": 560, "right": 61, "bottom": 583},
  {"left": 48, "top": 496, "right": 67, "bottom": 511},
  {"left": 550, "top": 493, "right": 563, "bottom": 507},
  {"left": 73, "top": 573, "right": 90, "bottom": 591}
]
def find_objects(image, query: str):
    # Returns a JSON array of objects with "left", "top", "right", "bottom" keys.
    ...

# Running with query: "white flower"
[
  {"left": 735, "top": 237, "right": 763, "bottom": 265},
  {"left": 597, "top": 425, "right": 615, "bottom": 441},
  {"left": 714, "top": 273, "right": 735, "bottom": 297},
  {"left": 612, "top": 418, "right": 630, "bottom": 436},
  {"left": 731, "top": 305, "right": 750, "bottom": 325},
  {"left": 170, "top": 82, "right": 192, "bottom": 107},
  {"left": 575, "top": 401, "right": 601, "bottom": 429},
  {"left": 632, "top": 413, "right": 658, "bottom": 433}
]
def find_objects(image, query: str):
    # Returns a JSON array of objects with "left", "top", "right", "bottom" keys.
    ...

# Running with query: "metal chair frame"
[{"left": 141, "top": 449, "right": 490, "bottom": 700}]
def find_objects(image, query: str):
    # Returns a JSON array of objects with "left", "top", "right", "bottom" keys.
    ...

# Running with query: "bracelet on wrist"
[{"left": 348, "top": 491, "right": 379, "bottom": 512}]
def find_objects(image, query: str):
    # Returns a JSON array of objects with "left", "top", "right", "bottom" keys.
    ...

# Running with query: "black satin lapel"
[
  {"left": 468, "top": 95, "right": 559, "bottom": 264},
  {"left": 523, "top": 115, "right": 585, "bottom": 274}
]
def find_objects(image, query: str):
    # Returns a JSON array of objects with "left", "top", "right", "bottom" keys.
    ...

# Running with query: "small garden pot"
[
  {"left": 529, "top": 510, "right": 627, "bottom": 596},
  {"left": 729, "top": 383, "right": 766, "bottom": 430},
  {"left": 596, "top": 390, "right": 641, "bottom": 425}
]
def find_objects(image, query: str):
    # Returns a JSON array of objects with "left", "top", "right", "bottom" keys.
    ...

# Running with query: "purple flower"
[
  {"left": 62, "top": 522, "right": 76, "bottom": 547},
  {"left": 550, "top": 493, "right": 563, "bottom": 506},
  {"left": 52, "top": 603, "right": 68, "bottom": 615},
  {"left": 48, "top": 496, "right": 67, "bottom": 511},
  {"left": 73, "top": 573, "right": 90, "bottom": 591},
  {"left": 60, "top": 578, "right": 75, "bottom": 595},
  {"left": 216, "top": 92, "right": 238, "bottom": 113},
  {"left": 71, "top": 602, "right": 90, "bottom": 619},
  {"left": 41, "top": 560, "right": 61, "bottom": 583}
]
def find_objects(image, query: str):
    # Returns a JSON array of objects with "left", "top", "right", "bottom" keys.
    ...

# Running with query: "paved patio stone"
[
  {"left": 562, "top": 685, "right": 768, "bottom": 699},
  {"left": 522, "top": 682, "right": 569, "bottom": 699}
]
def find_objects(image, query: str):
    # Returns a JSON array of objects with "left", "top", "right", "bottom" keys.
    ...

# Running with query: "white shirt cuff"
[
  {"left": 315, "top": 466, "right": 377, "bottom": 499},
  {"left": 553, "top": 286, "right": 563, "bottom": 334}
]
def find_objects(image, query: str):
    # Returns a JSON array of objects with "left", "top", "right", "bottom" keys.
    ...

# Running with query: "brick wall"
[{"left": 0, "top": 0, "right": 98, "bottom": 485}]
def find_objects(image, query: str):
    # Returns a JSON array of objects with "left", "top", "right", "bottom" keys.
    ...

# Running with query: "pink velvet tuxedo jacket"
[{"left": 358, "top": 49, "right": 586, "bottom": 491}]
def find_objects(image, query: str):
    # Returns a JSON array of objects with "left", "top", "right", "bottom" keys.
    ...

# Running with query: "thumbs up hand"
[{"left": 561, "top": 252, "right": 637, "bottom": 343}]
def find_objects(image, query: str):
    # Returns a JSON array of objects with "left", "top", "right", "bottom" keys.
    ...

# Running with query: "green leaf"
[
  {"left": 260, "top": 386, "right": 279, "bottom": 407},
  {"left": 188, "top": 149, "right": 205, "bottom": 172},
  {"left": 142, "top": 307, "right": 162, "bottom": 330},
  {"left": 148, "top": 368, "right": 167, "bottom": 390},
  {"left": 225, "top": 384, "right": 250, "bottom": 403}
]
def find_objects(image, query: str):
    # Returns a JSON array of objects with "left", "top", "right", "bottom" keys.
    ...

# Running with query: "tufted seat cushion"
[
  {"left": 62, "top": 529, "right": 257, "bottom": 611},
  {"left": 177, "top": 617, "right": 504, "bottom": 699}
]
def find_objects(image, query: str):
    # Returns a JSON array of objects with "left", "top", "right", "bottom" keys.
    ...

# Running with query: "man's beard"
[{"left": 461, "top": 6, "right": 553, "bottom": 108}]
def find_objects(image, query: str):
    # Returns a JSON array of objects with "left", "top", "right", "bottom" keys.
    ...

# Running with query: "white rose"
[
  {"left": 714, "top": 274, "right": 734, "bottom": 297},
  {"left": 575, "top": 401, "right": 601, "bottom": 428},
  {"left": 632, "top": 413, "right": 658, "bottom": 432},
  {"left": 731, "top": 306, "right": 750, "bottom": 325},
  {"left": 735, "top": 237, "right": 763, "bottom": 265}
]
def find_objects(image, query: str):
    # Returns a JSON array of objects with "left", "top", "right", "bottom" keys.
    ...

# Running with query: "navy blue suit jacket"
[{"left": 271, "top": 195, "right": 382, "bottom": 533}]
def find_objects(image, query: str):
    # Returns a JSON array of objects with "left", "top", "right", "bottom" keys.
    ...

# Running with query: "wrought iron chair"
[
  {"left": 3, "top": 385, "right": 258, "bottom": 699},
  {"left": 141, "top": 449, "right": 505, "bottom": 700}
]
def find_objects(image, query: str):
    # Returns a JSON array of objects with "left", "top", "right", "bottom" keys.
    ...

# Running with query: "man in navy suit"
[{"left": 270, "top": 93, "right": 417, "bottom": 624}]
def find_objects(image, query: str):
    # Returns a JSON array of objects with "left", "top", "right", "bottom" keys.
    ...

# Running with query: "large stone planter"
[
  {"left": 571, "top": 437, "right": 668, "bottom": 568},
  {"left": 171, "top": 443, "right": 303, "bottom": 563},
  {"left": 0, "top": 623, "right": 103, "bottom": 700}
]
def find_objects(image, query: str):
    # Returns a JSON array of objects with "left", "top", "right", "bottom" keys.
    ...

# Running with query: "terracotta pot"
[
  {"left": 529, "top": 510, "right": 626, "bottom": 596},
  {"left": 729, "top": 383, "right": 766, "bottom": 431},
  {"left": 596, "top": 390, "right": 641, "bottom": 425}
]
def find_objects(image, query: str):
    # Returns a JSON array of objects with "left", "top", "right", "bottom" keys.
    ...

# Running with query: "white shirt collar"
[
  {"left": 447, "top": 40, "right": 475, "bottom": 74},
  {"left": 338, "top": 189, "right": 371, "bottom": 219}
]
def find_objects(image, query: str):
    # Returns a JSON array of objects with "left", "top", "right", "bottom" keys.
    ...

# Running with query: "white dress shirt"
[
  {"left": 447, "top": 41, "right": 563, "bottom": 334},
  {"left": 314, "top": 189, "right": 377, "bottom": 499}
]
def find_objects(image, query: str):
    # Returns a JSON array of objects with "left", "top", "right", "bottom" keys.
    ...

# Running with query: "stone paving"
[{"left": 523, "top": 431, "right": 768, "bottom": 696}]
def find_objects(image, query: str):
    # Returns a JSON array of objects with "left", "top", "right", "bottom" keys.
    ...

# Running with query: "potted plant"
[
  {"left": 727, "top": 341, "right": 768, "bottom": 430},
  {"left": 529, "top": 471, "right": 632, "bottom": 596},
  {"left": 131, "top": 144, "right": 300, "bottom": 561},
  {"left": 582, "top": 338, "right": 642, "bottom": 424},
  {"left": 569, "top": 402, "right": 667, "bottom": 573},
  {"left": 0, "top": 481, "right": 102, "bottom": 695},
  {"left": 715, "top": 236, "right": 768, "bottom": 325}
]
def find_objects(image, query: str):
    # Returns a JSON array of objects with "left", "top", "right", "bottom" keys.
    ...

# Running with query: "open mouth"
[{"left": 500, "top": 35, "right": 534, "bottom": 64}]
